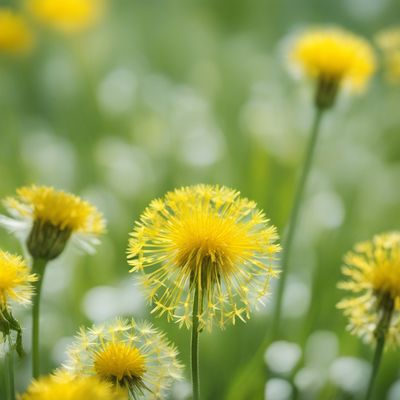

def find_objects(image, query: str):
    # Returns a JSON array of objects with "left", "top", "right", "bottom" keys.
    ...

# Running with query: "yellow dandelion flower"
[
  {"left": 0, "top": 9, "right": 33, "bottom": 55},
  {"left": 289, "top": 27, "right": 376, "bottom": 108},
  {"left": 337, "top": 232, "right": 400, "bottom": 346},
  {"left": 28, "top": 0, "right": 103, "bottom": 33},
  {"left": 19, "top": 374, "right": 125, "bottom": 400},
  {"left": 127, "top": 184, "right": 280, "bottom": 330},
  {"left": 63, "top": 318, "right": 182, "bottom": 398},
  {"left": 376, "top": 27, "right": 400, "bottom": 84},
  {"left": 0, "top": 185, "right": 105, "bottom": 260},
  {"left": 0, "top": 250, "right": 36, "bottom": 308}
]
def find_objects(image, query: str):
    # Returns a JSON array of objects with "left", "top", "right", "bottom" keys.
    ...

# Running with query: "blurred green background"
[{"left": 1, "top": 0, "right": 400, "bottom": 399}]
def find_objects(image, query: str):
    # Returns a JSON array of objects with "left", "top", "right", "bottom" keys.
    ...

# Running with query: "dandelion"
[
  {"left": 337, "top": 232, "right": 400, "bottom": 400},
  {"left": 229, "top": 27, "right": 376, "bottom": 400},
  {"left": 0, "top": 185, "right": 105, "bottom": 378},
  {"left": 0, "top": 9, "right": 33, "bottom": 55},
  {"left": 271, "top": 26, "right": 375, "bottom": 334},
  {"left": 127, "top": 184, "right": 280, "bottom": 399},
  {"left": 20, "top": 373, "right": 125, "bottom": 400},
  {"left": 376, "top": 27, "right": 400, "bottom": 84},
  {"left": 1, "top": 185, "right": 105, "bottom": 259},
  {"left": 63, "top": 318, "right": 182, "bottom": 399},
  {"left": 289, "top": 27, "right": 376, "bottom": 108},
  {"left": 0, "top": 250, "right": 36, "bottom": 400},
  {"left": 27, "top": 0, "right": 103, "bottom": 33}
]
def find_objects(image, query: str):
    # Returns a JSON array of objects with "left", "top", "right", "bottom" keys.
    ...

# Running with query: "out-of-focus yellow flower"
[
  {"left": 63, "top": 318, "right": 182, "bottom": 398},
  {"left": 0, "top": 185, "right": 105, "bottom": 260},
  {"left": 376, "top": 27, "right": 400, "bottom": 84},
  {"left": 19, "top": 374, "right": 125, "bottom": 400},
  {"left": 338, "top": 232, "right": 400, "bottom": 346},
  {"left": 289, "top": 27, "right": 376, "bottom": 108},
  {"left": 0, "top": 9, "right": 33, "bottom": 54},
  {"left": 127, "top": 184, "right": 280, "bottom": 331},
  {"left": 28, "top": 0, "right": 103, "bottom": 33},
  {"left": 0, "top": 250, "right": 36, "bottom": 308}
]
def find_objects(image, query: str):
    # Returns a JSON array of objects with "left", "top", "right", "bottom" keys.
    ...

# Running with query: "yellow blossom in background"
[
  {"left": 0, "top": 9, "right": 33, "bottom": 54},
  {"left": 337, "top": 232, "right": 400, "bottom": 346},
  {"left": 0, "top": 250, "right": 36, "bottom": 308},
  {"left": 19, "top": 374, "right": 125, "bottom": 400},
  {"left": 63, "top": 318, "right": 182, "bottom": 398},
  {"left": 376, "top": 27, "right": 400, "bottom": 84},
  {"left": 0, "top": 185, "right": 105, "bottom": 259},
  {"left": 127, "top": 184, "right": 280, "bottom": 330},
  {"left": 27, "top": 0, "right": 103, "bottom": 33},
  {"left": 289, "top": 27, "right": 376, "bottom": 108}
]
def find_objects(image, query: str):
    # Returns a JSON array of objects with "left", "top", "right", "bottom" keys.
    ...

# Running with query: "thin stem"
[
  {"left": 365, "top": 299, "right": 393, "bottom": 400},
  {"left": 271, "top": 106, "right": 324, "bottom": 338},
  {"left": 223, "top": 107, "right": 325, "bottom": 400},
  {"left": 31, "top": 258, "right": 47, "bottom": 379},
  {"left": 191, "top": 287, "right": 200, "bottom": 400},
  {"left": 7, "top": 336, "right": 15, "bottom": 400},
  {"left": 365, "top": 335, "right": 385, "bottom": 400}
]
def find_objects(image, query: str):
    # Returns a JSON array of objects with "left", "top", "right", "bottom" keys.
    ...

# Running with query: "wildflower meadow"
[{"left": 0, "top": 1, "right": 400, "bottom": 399}]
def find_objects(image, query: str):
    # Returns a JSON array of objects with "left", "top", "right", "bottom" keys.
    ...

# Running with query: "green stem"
[
  {"left": 31, "top": 258, "right": 47, "bottom": 379},
  {"left": 191, "top": 287, "right": 200, "bottom": 400},
  {"left": 365, "top": 335, "right": 385, "bottom": 400},
  {"left": 7, "top": 336, "right": 15, "bottom": 400},
  {"left": 223, "top": 107, "right": 325, "bottom": 400},
  {"left": 365, "top": 300, "right": 393, "bottom": 400},
  {"left": 271, "top": 106, "right": 324, "bottom": 338}
]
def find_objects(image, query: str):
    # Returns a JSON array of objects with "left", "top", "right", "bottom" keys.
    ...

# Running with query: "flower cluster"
[{"left": 128, "top": 184, "right": 280, "bottom": 330}]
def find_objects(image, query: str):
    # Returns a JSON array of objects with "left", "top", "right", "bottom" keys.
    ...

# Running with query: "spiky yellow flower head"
[
  {"left": 127, "top": 184, "right": 280, "bottom": 331},
  {"left": 27, "top": 0, "right": 103, "bottom": 33},
  {"left": 0, "top": 250, "right": 36, "bottom": 357},
  {"left": 63, "top": 318, "right": 182, "bottom": 398},
  {"left": 376, "top": 27, "right": 400, "bottom": 84},
  {"left": 289, "top": 27, "right": 376, "bottom": 108},
  {"left": 0, "top": 185, "right": 105, "bottom": 260},
  {"left": 337, "top": 232, "right": 400, "bottom": 346},
  {"left": 19, "top": 374, "right": 125, "bottom": 400},
  {"left": 0, "top": 250, "right": 36, "bottom": 308},
  {"left": 0, "top": 9, "right": 33, "bottom": 55}
]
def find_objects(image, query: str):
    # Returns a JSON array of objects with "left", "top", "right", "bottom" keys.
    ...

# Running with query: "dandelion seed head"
[
  {"left": 63, "top": 318, "right": 182, "bottom": 398},
  {"left": 127, "top": 184, "right": 280, "bottom": 330},
  {"left": 337, "top": 232, "right": 400, "bottom": 346}
]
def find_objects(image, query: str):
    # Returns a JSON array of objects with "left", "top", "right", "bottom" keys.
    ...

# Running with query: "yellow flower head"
[
  {"left": 19, "top": 374, "right": 125, "bottom": 400},
  {"left": 289, "top": 27, "right": 376, "bottom": 107},
  {"left": 63, "top": 318, "right": 182, "bottom": 398},
  {"left": 0, "top": 9, "right": 33, "bottom": 55},
  {"left": 1, "top": 185, "right": 105, "bottom": 260},
  {"left": 28, "top": 0, "right": 103, "bottom": 33},
  {"left": 127, "top": 184, "right": 280, "bottom": 331},
  {"left": 376, "top": 27, "right": 400, "bottom": 84},
  {"left": 0, "top": 250, "right": 36, "bottom": 308},
  {"left": 337, "top": 232, "right": 400, "bottom": 346}
]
